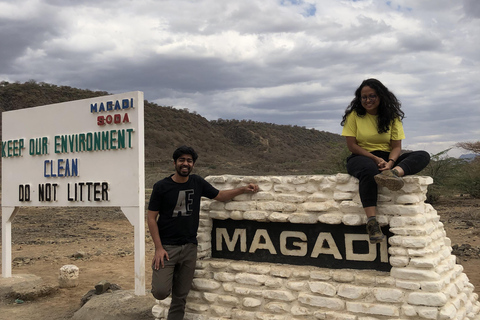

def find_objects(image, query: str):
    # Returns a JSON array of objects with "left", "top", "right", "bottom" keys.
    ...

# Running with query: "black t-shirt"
[{"left": 148, "top": 174, "right": 219, "bottom": 245}]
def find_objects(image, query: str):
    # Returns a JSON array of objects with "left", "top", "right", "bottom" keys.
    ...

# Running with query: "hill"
[{"left": 0, "top": 80, "right": 346, "bottom": 181}]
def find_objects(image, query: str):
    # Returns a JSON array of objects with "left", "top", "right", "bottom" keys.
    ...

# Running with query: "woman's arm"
[
  {"left": 345, "top": 136, "right": 386, "bottom": 168},
  {"left": 381, "top": 140, "right": 402, "bottom": 171}
]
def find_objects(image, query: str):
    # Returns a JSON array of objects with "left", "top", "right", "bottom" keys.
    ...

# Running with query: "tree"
[{"left": 456, "top": 141, "right": 480, "bottom": 154}]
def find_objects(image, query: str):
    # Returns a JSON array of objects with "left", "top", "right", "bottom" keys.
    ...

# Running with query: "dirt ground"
[{"left": 0, "top": 198, "right": 480, "bottom": 320}]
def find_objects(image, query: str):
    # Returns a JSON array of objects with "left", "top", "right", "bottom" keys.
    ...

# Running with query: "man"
[{"left": 147, "top": 145, "right": 259, "bottom": 320}]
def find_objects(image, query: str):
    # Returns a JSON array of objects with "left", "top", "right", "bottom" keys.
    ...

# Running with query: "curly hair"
[
  {"left": 173, "top": 145, "right": 198, "bottom": 163},
  {"left": 341, "top": 78, "right": 405, "bottom": 133}
]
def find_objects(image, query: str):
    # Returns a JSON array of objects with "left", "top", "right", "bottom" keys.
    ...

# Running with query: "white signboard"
[{"left": 1, "top": 91, "right": 145, "bottom": 294}]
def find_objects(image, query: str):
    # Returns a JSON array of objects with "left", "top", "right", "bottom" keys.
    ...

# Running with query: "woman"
[{"left": 341, "top": 78, "right": 430, "bottom": 244}]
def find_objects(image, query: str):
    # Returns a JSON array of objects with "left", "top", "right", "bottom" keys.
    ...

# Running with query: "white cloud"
[{"left": 1, "top": 0, "right": 479, "bottom": 159}]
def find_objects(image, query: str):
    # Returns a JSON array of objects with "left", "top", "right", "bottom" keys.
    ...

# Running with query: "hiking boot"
[
  {"left": 366, "top": 219, "right": 385, "bottom": 244},
  {"left": 374, "top": 169, "right": 404, "bottom": 191}
]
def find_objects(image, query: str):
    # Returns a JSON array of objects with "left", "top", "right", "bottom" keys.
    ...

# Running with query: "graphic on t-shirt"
[{"left": 172, "top": 189, "right": 194, "bottom": 217}]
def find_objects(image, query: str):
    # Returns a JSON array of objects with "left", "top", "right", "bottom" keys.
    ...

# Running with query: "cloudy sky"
[{"left": 1, "top": 0, "right": 479, "bottom": 157}]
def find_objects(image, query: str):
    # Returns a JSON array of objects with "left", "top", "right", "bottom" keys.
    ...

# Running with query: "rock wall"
[{"left": 152, "top": 174, "right": 480, "bottom": 320}]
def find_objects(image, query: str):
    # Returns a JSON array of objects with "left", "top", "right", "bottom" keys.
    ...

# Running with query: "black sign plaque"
[{"left": 211, "top": 219, "right": 392, "bottom": 272}]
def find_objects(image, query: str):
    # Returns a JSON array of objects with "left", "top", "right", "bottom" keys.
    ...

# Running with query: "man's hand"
[
  {"left": 244, "top": 183, "right": 259, "bottom": 193},
  {"left": 152, "top": 247, "right": 169, "bottom": 270}
]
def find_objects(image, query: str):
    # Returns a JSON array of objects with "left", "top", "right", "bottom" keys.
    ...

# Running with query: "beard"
[{"left": 175, "top": 164, "right": 192, "bottom": 177}]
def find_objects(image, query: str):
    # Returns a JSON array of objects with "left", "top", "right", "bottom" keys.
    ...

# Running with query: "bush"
[{"left": 455, "top": 159, "right": 480, "bottom": 198}]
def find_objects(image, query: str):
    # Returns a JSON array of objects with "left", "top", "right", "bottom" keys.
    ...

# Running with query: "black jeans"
[{"left": 346, "top": 150, "right": 430, "bottom": 208}]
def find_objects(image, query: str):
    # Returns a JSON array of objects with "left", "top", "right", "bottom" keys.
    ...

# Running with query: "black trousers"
[{"left": 346, "top": 150, "right": 430, "bottom": 208}]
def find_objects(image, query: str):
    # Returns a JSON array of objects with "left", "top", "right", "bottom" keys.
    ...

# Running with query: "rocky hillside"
[{"left": 0, "top": 80, "right": 346, "bottom": 177}]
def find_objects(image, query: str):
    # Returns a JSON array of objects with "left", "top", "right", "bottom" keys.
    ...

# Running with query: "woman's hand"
[
  {"left": 376, "top": 157, "right": 388, "bottom": 169},
  {"left": 378, "top": 158, "right": 395, "bottom": 171}
]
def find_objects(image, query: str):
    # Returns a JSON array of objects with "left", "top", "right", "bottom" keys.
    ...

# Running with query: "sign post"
[{"left": 1, "top": 91, "right": 146, "bottom": 295}]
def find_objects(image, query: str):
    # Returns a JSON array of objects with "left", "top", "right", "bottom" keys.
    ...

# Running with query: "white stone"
[
  {"left": 265, "top": 301, "right": 290, "bottom": 313},
  {"left": 242, "top": 297, "right": 262, "bottom": 308},
  {"left": 416, "top": 306, "right": 439, "bottom": 319},
  {"left": 263, "top": 290, "right": 296, "bottom": 301},
  {"left": 291, "top": 176, "right": 309, "bottom": 184},
  {"left": 289, "top": 212, "right": 319, "bottom": 224},
  {"left": 410, "top": 255, "right": 441, "bottom": 268},
  {"left": 203, "top": 292, "right": 218, "bottom": 303},
  {"left": 231, "top": 309, "right": 257, "bottom": 319},
  {"left": 214, "top": 272, "right": 236, "bottom": 282},
  {"left": 336, "top": 182, "right": 358, "bottom": 192},
  {"left": 268, "top": 211, "right": 290, "bottom": 222},
  {"left": 310, "top": 270, "right": 332, "bottom": 280},
  {"left": 402, "top": 304, "right": 418, "bottom": 317},
  {"left": 276, "top": 194, "right": 306, "bottom": 203},
  {"left": 243, "top": 210, "right": 269, "bottom": 221},
  {"left": 230, "top": 210, "right": 244, "bottom": 220},
  {"left": 332, "top": 270, "right": 355, "bottom": 282},
  {"left": 338, "top": 284, "right": 369, "bottom": 299},
  {"left": 58, "top": 264, "right": 79, "bottom": 288},
  {"left": 346, "top": 301, "right": 399, "bottom": 316},
  {"left": 376, "top": 276, "right": 396, "bottom": 286},
  {"left": 335, "top": 173, "right": 352, "bottom": 184},
  {"left": 265, "top": 278, "right": 283, "bottom": 288},
  {"left": 301, "top": 200, "right": 338, "bottom": 212},
  {"left": 308, "top": 281, "right": 337, "bottom": 296},
  {"left": 192, "top": 278, "right": 221, "bottom": 291},
  {"left": 421, "top": 279, "right": 447, "bottom": 292},
  {"left": 246, "top": 264, "right": 271, "bottom": 274},
  {"left": 235, "top": 273, "right": 268, "bottom": 285},
  {"left": 355, "top": 274, "right": 376, "bottom": 285},
  {"left": 187, "top": 302, "right": 209, "bottom": 312},
  {"left": 296, "top": 183, "right": 318, "bottom": 194},
  {"left": 318, "top": 212, "right": 344, "bottom": 224},
  {"left": 152, "top": 304, "right": 168, "bottom": 319},
  {"left": 395, "top": 280, "right": 421, "bottom": 290},
  {"left": 388, "top": 246, "right": 408, "bottom": 256},
  {"left": 257, "top": 201, "right": 297, "bottom": 212},
  {"left": 342, "top": 214, "right": 364, "bottom": 226},
  {"left": 396, "top": 194, "right": 421, "bottom": 204},
  {"left": 317, "top": 312, "right": 356, "bottom": 320},
  {"left": 253, "top": 191, "right": 275, "bottom": 200},
  {"left": 339, "top": 200, "right": 362, "bottom": 213},
  {"left": 218, "top": 294, "right": 239, "bottom": 305},
  {"left": 439, "top": 302, "right": 457, "bottom": 319},
  {"left": 390, "top": 267, "right": 440, "bottom": 281},
  {"left": 373, "top": 288, "right": 404, "bottom": 303},
  {"left": 389, "top": 256, "right": 409, "bottom": 267},
  {"left": 308, "top": 192, "right": 333, "bottom": 202},
  {"left": 270, "top": 266, "right": 293, "bottom": 278},
  {"left": 274, "top": 184, "right": 296, "bottom": 193},
  {"left": 206, "top": 176, "right": 227, "bottom": 183},
  {"left": 225, "top": 201, "right": 257, "bottom": 211},
  {"left": 297, "top": 293, "right": 345, "bottom": 310},
  {"left": 234, "top": 286, "right": 263, "bottom": 296},
  {"left": 333, "top": 191, "right": 355, "bottom": 201},
  {"left": 407, "top": 292, "right": 448, "bottom": 307},
  {"left": 290, "top": 305, "right": 312, "bottom": 316},
  {"left": 210, "top": 305, "right": 232, "bottom": 317},
  {"left": 203, "top": 201, "right": 221, "bottom": 211}
]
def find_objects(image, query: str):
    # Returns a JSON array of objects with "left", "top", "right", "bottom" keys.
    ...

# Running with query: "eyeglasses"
[{"left": 361, "top": 94, "right": 377, "bottom": 102}]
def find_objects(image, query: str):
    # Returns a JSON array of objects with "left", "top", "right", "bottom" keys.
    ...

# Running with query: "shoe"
[
  {"left": 374, "top": 169, "right": 404, "bottom": 191},
  {"left": 366, "top": 218, "right": 385, "bottom": 244}
]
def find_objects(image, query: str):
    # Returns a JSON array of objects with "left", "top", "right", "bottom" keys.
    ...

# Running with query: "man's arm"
[
  {"left": 147, "top": 210, "right": 169, "bottom": 270},
  {"left": 214, "top": 183, "right": 259, "bottom": 202}
]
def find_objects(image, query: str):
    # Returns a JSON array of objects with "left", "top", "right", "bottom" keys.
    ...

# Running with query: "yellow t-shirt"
[{"left": 341, "top": 111, "right": 405, "bottom": 152}]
